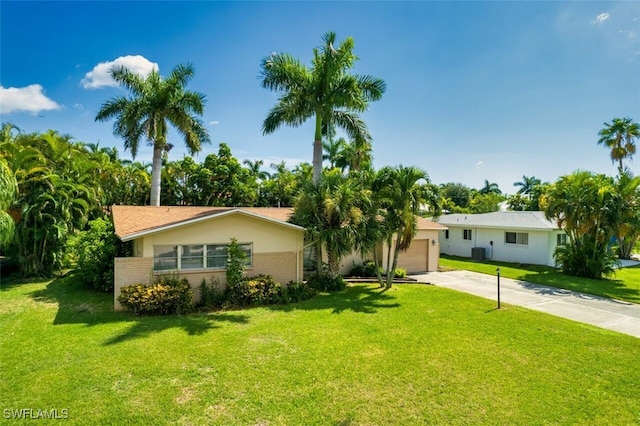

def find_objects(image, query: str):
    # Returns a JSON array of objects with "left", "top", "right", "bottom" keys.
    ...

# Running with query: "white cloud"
[
  {"left": 81, "top": 55, "right": 158, "bottom": 89},
  {"left": 209, "top": 120, "right": 220, "bottom": 126},
  {"left": 73, "top": 103, "right": 84, "bottom": 110},
  {"left": 592, "top": 13, "right": 610, "bottom": 25},
  {"left": 0, "top": 84, "right": 61, "bottom": 115},
  {"left": 476, "top": 161, "right": 483, "bottom": 169}
]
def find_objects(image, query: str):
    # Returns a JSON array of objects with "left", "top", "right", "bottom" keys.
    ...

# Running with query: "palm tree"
[
  {"left": 612, "top": 169, "right": 640, "bottom": 259},
  {"left": 479, "top": 179, "right": 501, "bottom": 195},
  {"left": 542, "top": 171, "right": 619, "bottom": 278},
  {"left": 513, "top": 175, "right": 541, "bottom": 197},
  {"left": 598, "top": 117, "right": 640, "bottom": 171},
  {"left": 292, "top": 168, "right": 368, "bottom": 277},
  {"left": 374, "top": 165, "right": 439, "bottom": 288},
  {"left": 95, "top": 63, "right": 210, "bottom": 206},
  {"left": 260, "top": 31, "right": 386, "bottom": 184},
  {"left": 243, "top": 159, "right": 270, "bottom": 181},
  {"left": 322, "top": 137, "right": 347, "bottom": 169}
]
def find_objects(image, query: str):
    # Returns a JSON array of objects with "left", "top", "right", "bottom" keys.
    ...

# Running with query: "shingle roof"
[
  {"left": 111, "top": 206, "right": 298, "bottom": 241},
  {"left": 417, "top": 216, "right": 448, "bottom": 230},
  {"left": 111, "top": 206, "right": 448, "bottom": 241},
  {"left": 437, "top": 211, "right": 560, "bottom": 230}
]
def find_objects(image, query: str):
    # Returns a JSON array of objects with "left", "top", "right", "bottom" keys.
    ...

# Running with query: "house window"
[
  {"left": 206, "top": 244, "right": 229, "bottom": 269},
  {"left": 505, "top": 232, "right": 528, "bottom": 245},
  {"left": 445, "top": 230, "right": 449, "bottom": 239},
  {"left": 154, "top": 246, "right": 178, "bottom": 270},
  {"left": 153, "top": 243, "right": 252, "bottom": 271},
  {"left": 463, "top": 229, "right": 472, "bottom": 240},
  {"left": 181, "top": 245, "right": 204, "bottom": 269},
  {"left": 557, "top": 234, "right": 567, "bottom": 245}
]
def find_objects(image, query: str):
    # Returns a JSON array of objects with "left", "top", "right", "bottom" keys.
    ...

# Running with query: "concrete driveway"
[{"left": 411, "top": 270, "right": 640, "bottom": 339}]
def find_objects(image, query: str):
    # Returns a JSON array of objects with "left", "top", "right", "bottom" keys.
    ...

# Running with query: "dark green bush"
[
  {"left": 71, "top": 217, "right": 132, "bottom": 292},
  {"left": 199, "top": 278, "right": 226, "bottom": 309},
  {"left": 118, "top": 275, "right": 193, "bottom": 315},
  {"left": 307, "top": 274, "right": 346, "bottom": 292},
  {"left": 349, "top": 260, "right": 406, "bottom": 279},
  {"left": 284, "top": 281, "right": 316, "bottom": 303}
]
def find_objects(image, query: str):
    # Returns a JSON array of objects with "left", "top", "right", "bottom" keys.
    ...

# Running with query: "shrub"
[
  {"left": 71, "top": 217, "right": 121, "bottom": 292},
  {"left": 285, "top": 281, "right": 316, "bottom": 303},
  {"left": 226, "top": 238, "right": 246, "bottom": 288},
  {"left": 394, "top": 267, "right": 407, "bottom": 278},
  {"left": 307, "top": 274, "right": 346, "bottom": 292},
  {"left": 199, "top": 277, "right": 226, "bottom": 309},
  {"left": 71, "top": 217, "right": 132, "bottom": 292},
  {"left": 348, "top": 261, "right": 405, "bottom": 279},
  {"left": 118, "top": 275, "right": 193, "bottom": 315},
  {"left": 226, "top": 274, "right": 286, "bottom": 306}
]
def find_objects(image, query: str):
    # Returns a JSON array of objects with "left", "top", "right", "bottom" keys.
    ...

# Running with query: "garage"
[{"left": 397, "top": 239, "right": 429, "bottom": 273}]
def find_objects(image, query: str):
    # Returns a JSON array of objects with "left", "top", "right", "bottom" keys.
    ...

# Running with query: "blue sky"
[{"left": 1, "top": 1, "right": 639, "bottom": 194}]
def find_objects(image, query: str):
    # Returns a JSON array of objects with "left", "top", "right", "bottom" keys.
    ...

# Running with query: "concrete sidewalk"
[{"left": 412, "top": 270, "right": 640, "bottom": 338}]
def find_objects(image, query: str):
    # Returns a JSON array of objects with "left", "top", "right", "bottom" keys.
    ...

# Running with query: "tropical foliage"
[
  {"left": 292, "top": 168, "right": 369, "bottom": 277},
  {"left": 96, "top": 63, "right": 211, "bottom": 206},
  {"left": 373, "top": 166, "right": 440, "bottom": 288},
  {"left": 597, "top": 117, "right": 640, "bottom": 171},
  {"left": 260, "top": 31, "right": 385, "bottom": 184},
  {"left": 541, "top": 171, "right": 621, "bottom": 278}
]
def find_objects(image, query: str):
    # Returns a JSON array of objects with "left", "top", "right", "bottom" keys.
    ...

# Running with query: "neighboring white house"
[{"left": 437, "top": 211, "right": 565, "bottom": 267}]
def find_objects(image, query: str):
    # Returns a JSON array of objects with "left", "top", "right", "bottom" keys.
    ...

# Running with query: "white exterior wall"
[{"left": 440, "top": 225, "right": 562, "bottom": 267}]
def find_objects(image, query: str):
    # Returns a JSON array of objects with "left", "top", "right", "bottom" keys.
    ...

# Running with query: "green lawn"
[
  {"left": 2, "top": 276, "right": 640, "bottom": 424},
  {"left": 440, "top": 255, "right": 640, "bottom": 304}
]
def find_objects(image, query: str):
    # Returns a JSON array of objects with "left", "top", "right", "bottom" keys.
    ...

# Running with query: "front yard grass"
[
  {"left": 440, "top": 255, "right": 640, "bottom": 304},
  {"left": 1, "top": 275, "right": 640, "bottom": 425}
]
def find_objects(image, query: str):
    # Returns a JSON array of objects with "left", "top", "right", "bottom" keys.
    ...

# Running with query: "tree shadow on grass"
[
  {"left": 270, "top": 283, "right": 401, "bottom": 315},
  {"left": 28, "top": 274, "right": 249, "bottom": 346},
  {"left": 519, "top": 271, "right": 640, "bottom": 304}
]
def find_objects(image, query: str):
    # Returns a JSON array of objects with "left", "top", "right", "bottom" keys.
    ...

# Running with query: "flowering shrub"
[{"left": 118, "top": 276, "right": 193, "bottom": 315}]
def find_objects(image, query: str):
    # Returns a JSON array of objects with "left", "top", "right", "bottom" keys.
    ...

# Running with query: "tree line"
[{"left": 1, "top": 31, "right": 639, "bottom": 282}]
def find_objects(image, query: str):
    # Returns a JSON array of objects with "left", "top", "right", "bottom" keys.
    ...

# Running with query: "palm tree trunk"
[
  {"left": 313, "top": 114, "right": 323, "bottom": 184},
  {"left": 385, "top": 235, "right": 393, "bottom": 286},
  {"left": 387, "top": 237, "right": 402, "bottom": 289},
  {"left": 315, "top": 240, "right": 323, "bottom": 277},
  {"left": 312, "top": 139, "right": 322, "bottom": 185},
  {"left": 149, "top": 145, "right": 163, "bottom": 206}
]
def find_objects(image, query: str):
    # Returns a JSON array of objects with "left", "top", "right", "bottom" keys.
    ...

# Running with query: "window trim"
[
  {"left": 463, "top": 229, "right": 472, "bottom": 241},
  {"left": 556, "top": 233, "right": 567, "bottom": 246},
  {"left": 153, "top": 242, "right": 253, "bottom": 271},
  {"left": 505, "top": 232, "right": 529, "bottom": 245}
]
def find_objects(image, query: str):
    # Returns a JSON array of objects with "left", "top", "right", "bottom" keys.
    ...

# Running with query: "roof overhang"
[{"left": 117, "top": 208, "right": 304, "bottom": 242}]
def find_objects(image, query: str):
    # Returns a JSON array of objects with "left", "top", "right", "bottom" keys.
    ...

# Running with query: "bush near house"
[
  {"left": 71, "top": 217, "right": 131, "bottom": 292},
  {"left": 348, "top": 260, "right": 407, "bottom": 279},
  {"left": 199, "top": 275, "right": 317, "bottom": 310},
  {"left": 118, "top": 275, "right": 193, "bottom": 315}
]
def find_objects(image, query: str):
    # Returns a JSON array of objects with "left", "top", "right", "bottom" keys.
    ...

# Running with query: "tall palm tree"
[
  {"left": 260, "top": 31, "right": 386, "bottom": 184},
  {"left": 479, "top": 179, "right": 501, "bottom": 195},
  {"left": 513, "top": 175, "right": 541, "bottom": 197},
  {"left": 598, "top": 117, "right": 640, "bottom": 171},
  {"left": 96, "top": 63, "right": 210, "bottom": 206}
]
